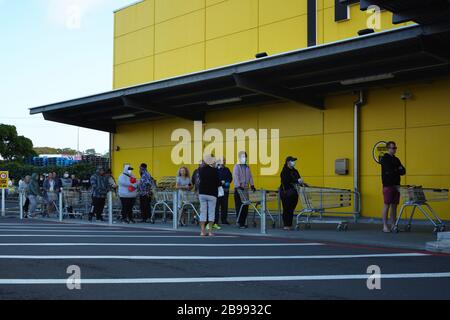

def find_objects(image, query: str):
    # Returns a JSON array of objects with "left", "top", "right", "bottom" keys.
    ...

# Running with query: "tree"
[
  {"left": 85, "top": 149, "right": 96, "bottom": 155},
  {"left": 0, "top": 124, "right": 36, "bottom": 161},
  {"left": 34, "top": 147, "right": 78, "bottom": 155}
]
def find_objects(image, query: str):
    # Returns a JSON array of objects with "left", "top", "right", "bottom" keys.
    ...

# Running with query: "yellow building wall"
[
  {"left": 113, "top": 0, "right": 413, "bottom": 89},
  {"left": 112, "top": 1, "right": 450, "bottom": 221}
]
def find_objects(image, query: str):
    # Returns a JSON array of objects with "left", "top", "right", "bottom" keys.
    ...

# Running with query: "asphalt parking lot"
[{"left": 0, "top": 218, "right": 449, "bottom": 300}]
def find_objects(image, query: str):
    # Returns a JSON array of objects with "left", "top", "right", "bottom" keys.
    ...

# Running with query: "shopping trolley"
[
  {"left": 178, "top": 190, "right": 201, "bottom": 226},
  {"left": 295, "top": 185, "right": 357, "bottom": 231},
  {"left": 393, "top": 186, "right": 447, "bottom": 233},
  {"left": 236, "top": 189, "right": 277, "bottom": 229},
  {"left": 150, "top": 188, "right": 176, "bottom": 224},
  {"left": 61, "top": 188, "right": 85, "bottom": 219}
]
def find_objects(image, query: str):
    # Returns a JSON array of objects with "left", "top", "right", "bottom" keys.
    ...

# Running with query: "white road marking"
[
  {"left": 1, "top": 272, "right": 449, "bottom": 285},
  {"left": 0, "top": 229, "right": 174, "bottom": 234},
  {"left": 0, "top": 235, "right": 237, "bottom": 238},
  {"left": 0, "top": 243, "right": 323, "bottom": 247},
  {"left": 0, "top": 253, "right": 429, "bottom": 260}
]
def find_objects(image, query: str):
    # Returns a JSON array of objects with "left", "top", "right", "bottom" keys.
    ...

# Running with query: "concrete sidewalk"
[{"left": 1, "top": 215, "right": 442, "bottom": 252}]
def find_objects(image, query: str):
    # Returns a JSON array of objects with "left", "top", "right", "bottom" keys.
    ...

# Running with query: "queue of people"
[{"left": 10, "top": 142, "right": 406, "bottom": 234}]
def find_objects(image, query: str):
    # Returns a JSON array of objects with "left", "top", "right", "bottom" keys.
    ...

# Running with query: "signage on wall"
[
  {"left": 0, "top": 171, "right": 9, "bottom": 189},
  {"left": 372, "top": 141, "right": 387, "bottom": 164}
]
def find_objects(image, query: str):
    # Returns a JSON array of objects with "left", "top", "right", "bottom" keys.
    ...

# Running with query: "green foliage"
[
  {"left": 34, "top": 147, "right": 78, "bottom": 155},
  {"left": 0, "top": 161, "right": 98, "bottom": 182},
  {"left": 0, "top": 124, "right": 37, "bottom": 161}
]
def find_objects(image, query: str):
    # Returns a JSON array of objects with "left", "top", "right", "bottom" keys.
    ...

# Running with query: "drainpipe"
[{"left": 353, "top": 90, "right": 366, "bottom": 218}]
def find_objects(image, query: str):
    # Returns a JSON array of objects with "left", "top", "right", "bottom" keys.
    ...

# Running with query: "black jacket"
[
  {"left": 198, "top": 166, "right": 221, "bottom": 197},
  {"left": 280, "top": 166, "right": 301, "bottom": 192},
  {"left": 380, "top": 153, "right": 406, "bottom": 187}
]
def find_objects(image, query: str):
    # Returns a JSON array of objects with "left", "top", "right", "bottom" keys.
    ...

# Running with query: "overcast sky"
[{"left": 0, "top": 0, "right": 136, "bottom": 154}]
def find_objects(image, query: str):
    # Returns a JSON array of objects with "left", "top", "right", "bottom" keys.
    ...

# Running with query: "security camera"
[{"left": 401, "top": 91, "right": 413, "bottom": 100}]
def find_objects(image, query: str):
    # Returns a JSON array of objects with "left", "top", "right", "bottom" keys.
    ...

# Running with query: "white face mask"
[
  {"left": 64, "top": 174, "right": 69, "bottom": 178},
  {"left": 128, "top": 170, "right": 133, "bottom": 175},
  {"left": 290, "top": 161, "right": 296, "bottom": 167},
  {"left": 240, "top": 157, "right": 247, "bottom": 164}
]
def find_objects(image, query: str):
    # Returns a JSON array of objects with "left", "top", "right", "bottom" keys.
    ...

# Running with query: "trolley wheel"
[
  {"left": 150, "top": 219, "right": 155, "bottom": 224},
  {"left": 433, "top": 227, "right": 439, "bottom": 234},
  {"left": 343, "top": 223, "right": 349, "bottom": 231},
  {"left": 295, "top": 224, "right": 301, "bottom": 231},
  {"left": 404, "top": 225, "right": 412, "bottom": 233},
  {"left": 272, "top": 222, "right": 276, "bottom": 229},
  {"left": 392, "top": 226, "right": 400, "bottom": 234},
  {"left": 439, "top": 225, "right": 446, "bottom": 232}
]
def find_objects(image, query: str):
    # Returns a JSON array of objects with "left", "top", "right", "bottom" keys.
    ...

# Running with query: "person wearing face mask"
[
  {"left": 215, "top": 157, "right": 233, "bottom": 226},
  {"left": 61, "top": 172, "right": 73, "bottom": 189},
  {"left": 198, "top": 155, "right": 221, "bottom": 236},
  {"left": 280, "top": 156, "right": 305, "bottom": 231},
  {"left": 138, "top": 163, "right": 156, "bottom": 223},
  {"left": 118, "top": 164, "right": 138, "bottom": 223},
  {"left": 233, "top": 151, "right": 256, "bottom": 229}
]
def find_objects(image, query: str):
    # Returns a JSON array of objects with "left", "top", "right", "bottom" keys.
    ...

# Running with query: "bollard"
[
  {"left": 19, "top": 192, "right": 24, "bottom": 220},
  {"left": 261, "top": 190, "right": 267, "bottom": 235},
  {"left": 1, "top": 188, "right": 5, "bottom": 217},
  {"left": 59, "top": 190, "right": 63, "bottom": 222},
  {"left": 108, "top": 191, "right": 113, "bottom": 225},
  {"left": 172, "top": 190, "right": 178, "bottom": 230}
]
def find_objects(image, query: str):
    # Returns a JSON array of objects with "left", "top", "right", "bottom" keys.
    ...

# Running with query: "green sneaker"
[{"left": 213, "top": 224, "right": 222, "bottom": 230}]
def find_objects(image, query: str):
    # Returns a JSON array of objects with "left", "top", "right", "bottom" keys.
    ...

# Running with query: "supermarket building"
[{"left": 31, "top": 0, "right": 450, "bottom": 220}]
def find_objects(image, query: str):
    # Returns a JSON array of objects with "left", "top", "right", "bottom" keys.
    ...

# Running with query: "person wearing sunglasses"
[{"left": 380, "top": 141, "right": 406, "bottom": 233}]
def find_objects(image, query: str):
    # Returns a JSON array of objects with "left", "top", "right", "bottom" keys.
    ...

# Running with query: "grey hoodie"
[{"left": 118, "top": 165, "right": 138, "bottom": 198}]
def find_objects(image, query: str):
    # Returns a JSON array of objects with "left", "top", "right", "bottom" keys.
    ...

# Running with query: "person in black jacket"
[
  {"left": 279, "top": 156, "right": 305, "bottom": 230},
  {"left": 380, "top": 141, "right": 406, "bottom": 233},
  {"left": 214, "top": 158, "right": 233, "bottom": 226},
  {"left": 198, "top": 155, "right": 221, "bottom": 237}
]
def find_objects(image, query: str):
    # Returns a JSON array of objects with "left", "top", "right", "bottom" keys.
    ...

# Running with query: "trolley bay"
[{"left": 0, "top": 218, "right": 449, "bottom": 300}]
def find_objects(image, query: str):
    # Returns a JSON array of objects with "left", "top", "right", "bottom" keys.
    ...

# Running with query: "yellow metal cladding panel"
[
  {"left": 322, "top": 5, "right": 400, "bottom": 44},
  {"left": 153, "top": 118, "right": 196, "bottom": 147},
  {"left": 323, "top": 132, "right": 353, "bottom": 177},
  {"left": 114, "top": 26, "right": 154, "bottom": 65},
  {"left": 360, "top": 176, "right": 384, "bottom": 218},
  {"left": 155, "top": 10, "right": 205, "bottom": 54},
  {"left": 324, "top": 94, "right": 354, "bottom": 134},
  {"left": 406, "top": 126, "right": 450, "bottom": 176},
  {"left": 155, "top": 0, "right": 205, "bottom": 24},
  {"left": 361, "top": 89, "right": 405, "bottom": 132},
  {"left": 206, "top": 0, "right": 258, "bottom": 40},
  {"left": 206, "top": 0, "right": 226, "bottom": 6},
  {"left": 360, "top": 129, "right": 405, "bottom": 177},
  {"left": 259, "top": 15, "right": 308, "bottom": 55},
  {"left": 406, "top": 79, "right": 450, "bottom": 127},
  {"left": 113, "top": 56, "right": 154, "bottom": 89},
  {"left": 114, "top": 123, "right": 154, "bottom": 150},
  {"left": 114, "top": 0, "right": 155, "bottom": 37},
  {"left": 279, "top": 136, "right": 324, "bottom": 178},
  {"left": 206, "top": 107, "right": 259, "bottom": 133},
  {"left": 259, "top": 0, "right": 307, "bottom": 25},
  {"left": 154, "top": 43, "right": 205, "bottom": 80},
  {"left": 258, "top": 102, "right": 323, "bottom": 137},
  {"left": 206, "top": 29, "right": 258, "bottom": 69}
]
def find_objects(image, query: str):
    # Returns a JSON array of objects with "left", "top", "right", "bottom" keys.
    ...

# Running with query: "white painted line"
[
  {"left": 0, "top": 229, "right": 174, "bottom": 234},
  {"left": 1, "top": 272, "right": 450, "bottom": 285},
  {"left": 0, "top": 235, "right": 237, "bottom": 239},
  {"left": 0, "top": 253, "right": 429, "bottom": 260},
  {"left": 0, "top": 243, "right": 323, "bottom": 247}
]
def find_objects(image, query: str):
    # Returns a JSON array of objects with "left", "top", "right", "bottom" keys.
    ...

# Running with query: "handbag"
[{"left": 218, "top": 186, "right": 225, "bottom": 198}]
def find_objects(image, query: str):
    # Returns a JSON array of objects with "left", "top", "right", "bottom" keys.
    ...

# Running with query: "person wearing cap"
[
  {"left": 118, "top": 164, "right": 138, "bottom": 223},
  {"left": 233, "top": 151, "right": 256, "bottom": 229},
  {"left": 280, "top": 156, "right": 305, "bottom": 230},
  {"left": 138, "top": 163, "right": 156, "bottom": 223},
  {"left": 198, "top": 155, "right": 221, "bottom": 236}
]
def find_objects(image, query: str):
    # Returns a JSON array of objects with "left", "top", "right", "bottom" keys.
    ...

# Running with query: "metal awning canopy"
[{"left": 30, "top": 22, "right": 450, "bottom": 133}]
